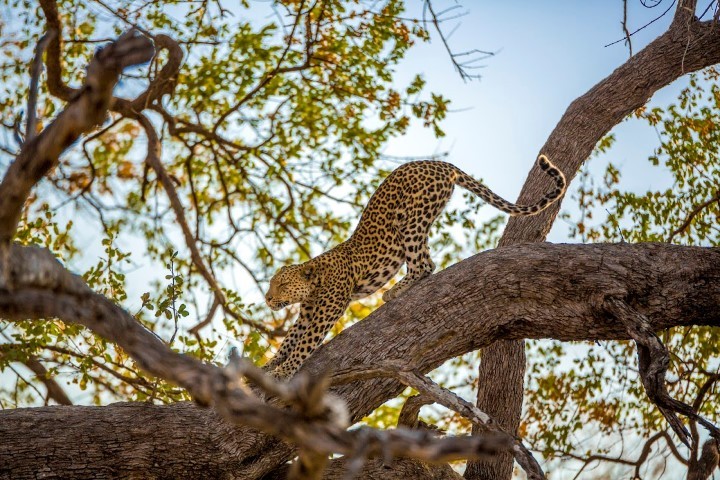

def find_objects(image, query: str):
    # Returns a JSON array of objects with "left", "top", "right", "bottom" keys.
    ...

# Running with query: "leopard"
[{"left": 263, "top": 155, "right": 566, "bottom": 378}]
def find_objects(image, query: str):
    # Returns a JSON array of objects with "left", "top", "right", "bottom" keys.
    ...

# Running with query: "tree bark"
[
  {"left": 1, "top": 242, "right": 718, "bottom": 478},
  {"left": 0, "top": 402, "right": 462, "bottom": 480},
  {"left": 466, "top": 1, "right": 720, "bottom": 477}
]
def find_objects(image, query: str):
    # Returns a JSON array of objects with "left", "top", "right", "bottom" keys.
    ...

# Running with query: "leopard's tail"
[{"left": 453, "top": 155, "right": 566, "bottom": 216}]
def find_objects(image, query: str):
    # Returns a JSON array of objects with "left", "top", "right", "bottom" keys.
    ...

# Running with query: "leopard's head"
[{"left": 265, "top": 262, "right": 318, "bottom": 310}]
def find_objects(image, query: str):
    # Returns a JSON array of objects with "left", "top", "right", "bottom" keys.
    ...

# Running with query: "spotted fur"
[{"left": 264, "top": 155, "right": 566, "bottom": 378}]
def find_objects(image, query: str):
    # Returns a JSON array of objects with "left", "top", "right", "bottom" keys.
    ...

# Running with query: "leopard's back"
[{"left": 348, "top": 161, "right": 458, "bottom": 296}]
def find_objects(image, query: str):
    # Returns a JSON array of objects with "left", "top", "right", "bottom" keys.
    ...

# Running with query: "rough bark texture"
[
  {"left": 464, "top": 340, "right": 524, "bottom": 480},
  {"left": 1, "top": 242, "right": 718, "bottom": 478},
  {"left": 466, "top": 2, "right": 720, "bottom": 477},
  {"left": 0, "top": 401, "right": 458, "bottom": 480}
]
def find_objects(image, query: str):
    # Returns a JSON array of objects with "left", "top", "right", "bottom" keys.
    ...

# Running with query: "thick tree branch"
[
  {"left": 1, "top": 242, "right": 717, "bottom": 477},
  {"left": 398, "top": 393, "right": 435, "bottom": 428},
  {"left": 0, "top": 243, "right": 517, "bottom": 478},
  {"left": 0, "top": 401, "right": 463, "bottom": 480}
]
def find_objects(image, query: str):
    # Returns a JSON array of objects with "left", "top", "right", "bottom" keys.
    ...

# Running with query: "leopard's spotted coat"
[{"left": 264, "top": 155, "right": 566, "bottom": 377}]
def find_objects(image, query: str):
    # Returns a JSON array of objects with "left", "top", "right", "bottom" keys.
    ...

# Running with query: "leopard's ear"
[{"left": 301, "top": 263, "right": 315, "bottom": 281}]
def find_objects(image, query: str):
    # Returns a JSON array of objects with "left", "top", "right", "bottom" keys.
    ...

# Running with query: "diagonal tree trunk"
[{"left": 465, "top": 1, "right": 717, "bottom": 477}]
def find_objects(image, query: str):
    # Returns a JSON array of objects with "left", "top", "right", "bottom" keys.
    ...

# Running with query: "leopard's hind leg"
[
  {"left": 382, "top": 234, "right": 434, "bottom": 302},
  {"left": 382, "top": 179, "right": 453, "bottom": 302}
]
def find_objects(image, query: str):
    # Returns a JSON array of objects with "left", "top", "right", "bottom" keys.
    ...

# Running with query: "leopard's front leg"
[
  {"left": 271, "top": 285, "right": 352, "bottom": 379},
  {"left": 263, "top": 308, "right": 308, "bottom": 372}
]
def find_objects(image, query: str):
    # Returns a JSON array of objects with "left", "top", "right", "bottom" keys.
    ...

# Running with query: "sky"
[{"left": 383, "top": 1, "right": 684, "bottom": 242}]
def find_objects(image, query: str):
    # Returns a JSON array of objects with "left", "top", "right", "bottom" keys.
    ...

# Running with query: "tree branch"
[
  {"left": 38, "top": 0, "right": 183, "bottom": 116},
  {"left": 0, "top": 242, "right": 717, "bottom": 477},
  {"left": 0, "top": 31, "right": 154, "bottom": 245},
  {"left": 688, "top": 439, "right": 720, "bottom": 480},
  {"left": 25, "top": 31, "right": 56, "bottom": 142},
  {"left": 604, "top": 298, "right": 719, "bottom": 446},
  {"left": 667, "top": 192, "right": 720, "bottom": 243},
  {"left": 331, "top": 363, "right": 544, "bottom": 479},
  {"left": 0, "top": 350, "right": 72, "bottom": 406}
]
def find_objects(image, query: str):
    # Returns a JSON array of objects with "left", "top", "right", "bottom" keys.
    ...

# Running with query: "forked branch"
[{"left": 604, "top": 298, "right": 720, "bottom": 447}]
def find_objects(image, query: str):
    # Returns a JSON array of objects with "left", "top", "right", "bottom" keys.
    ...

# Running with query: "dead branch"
[{"left": 423, "top": 1, "right": 494, "bottom": 81}]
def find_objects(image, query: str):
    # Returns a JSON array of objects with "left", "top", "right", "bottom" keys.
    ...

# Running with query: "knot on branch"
[
  {"left": 84, "top": 31, "right": 154, "bottom": 119},
  {"left": 398, "top": 393, "right": 435, "bottom": 429},
  {"left": 2, "top": 244, "right": 87, "bottom": 293}
]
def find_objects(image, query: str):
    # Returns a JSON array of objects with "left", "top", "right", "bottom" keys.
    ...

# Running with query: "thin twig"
[
  {"left": 622, "top": 0, "right": 634, "bottom": 57},
  {"left": 26, "top": 31, "right": 56, "bottom": 142},
  {"left": 666, "top": 193, "right": 720, "bottom": 243}
]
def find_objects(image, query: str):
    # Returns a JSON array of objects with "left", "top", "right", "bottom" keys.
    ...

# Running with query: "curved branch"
[
  {"left": 0, "top": 242, "right": 717, "bottom": 477},
  {"left": 0, "top": 31, "right": 154, "bottom": 245},
  {"left": 667, "top": 193, "right": 720, "bottom": 243},
  {"left": 38, "top": 0, "right": 183, "bottom": 116},
  {"left": 38, "top": 0, "right": 76, "bottom": 101}
]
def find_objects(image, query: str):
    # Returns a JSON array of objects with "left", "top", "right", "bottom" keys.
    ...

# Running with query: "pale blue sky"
[{"left": 385, "top": 1, "right": 683, "bottom": 242}]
